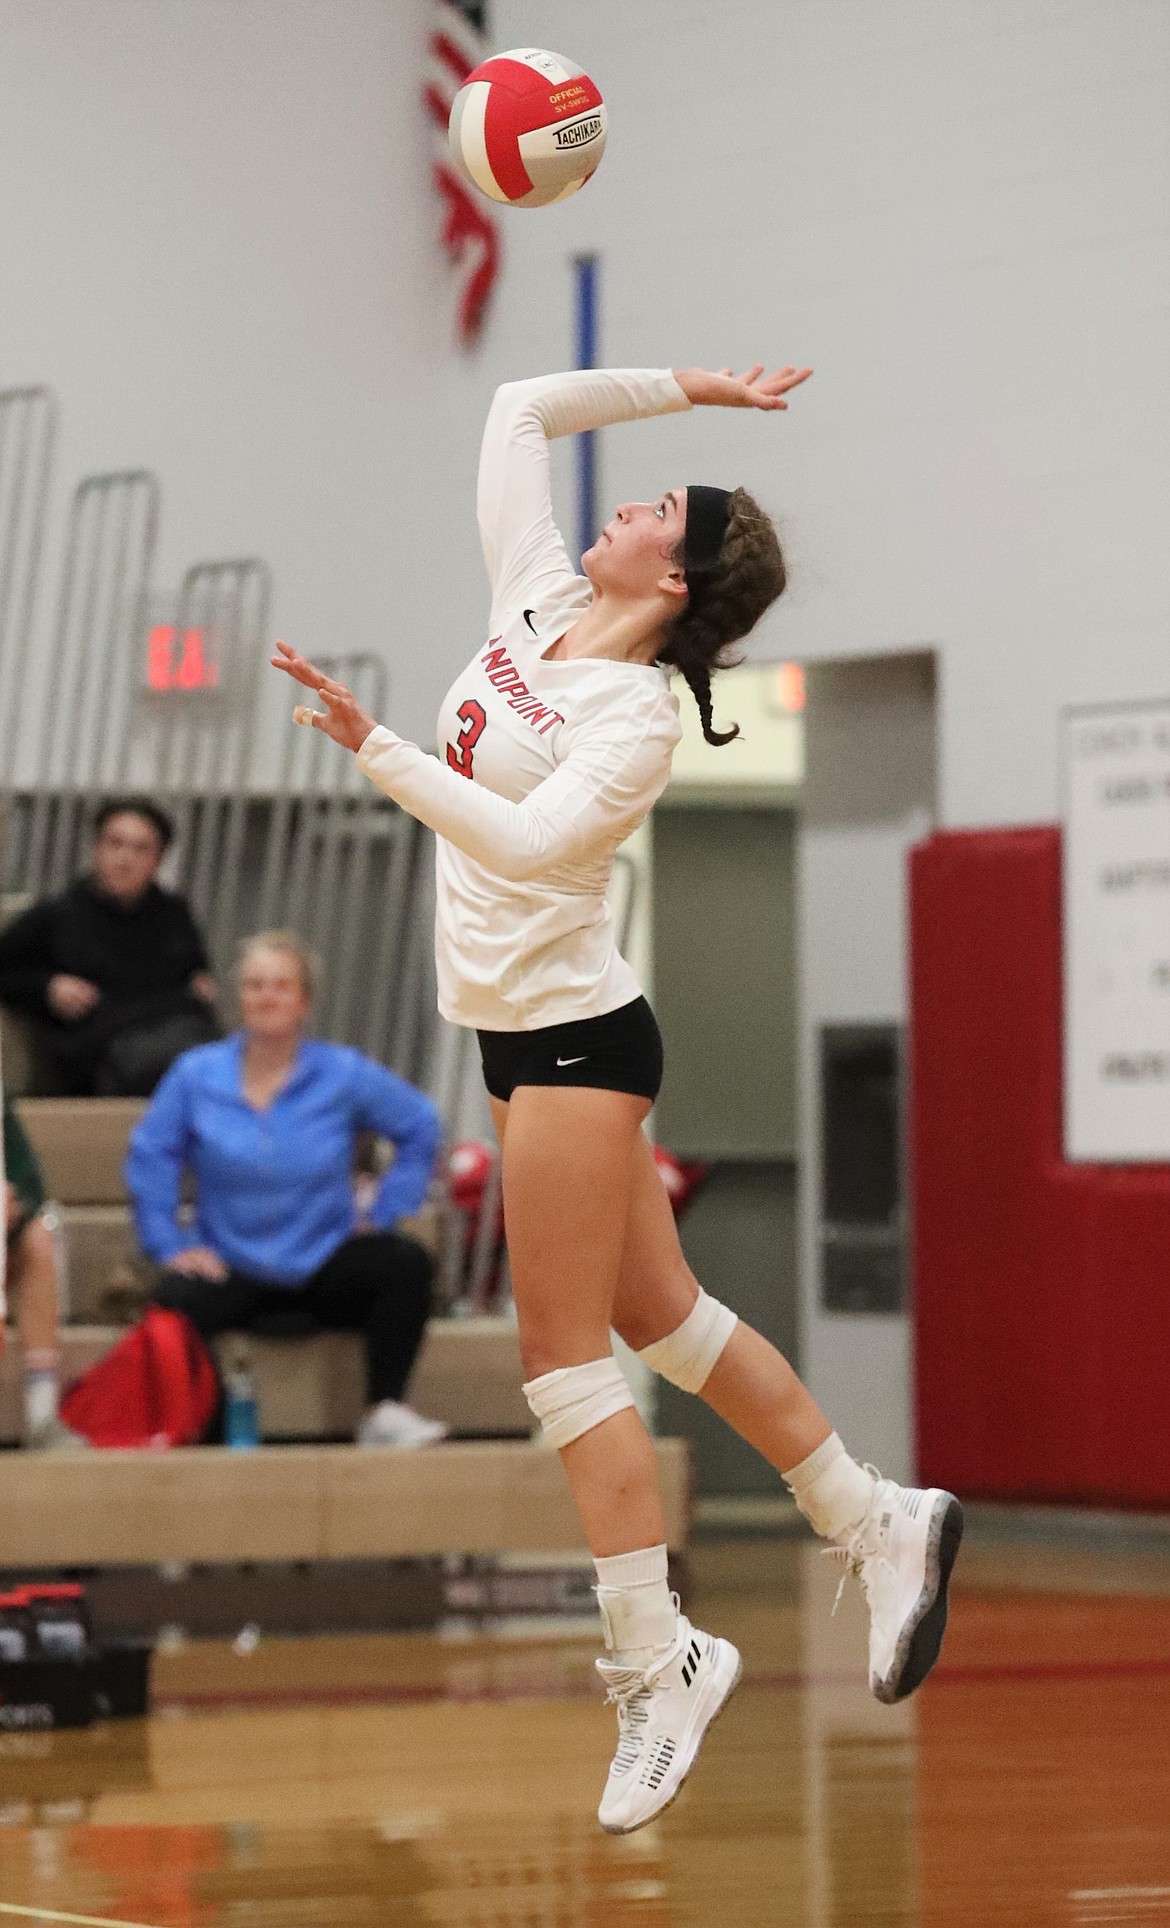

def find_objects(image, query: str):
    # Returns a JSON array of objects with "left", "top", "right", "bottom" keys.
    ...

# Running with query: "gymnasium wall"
[
  {"left": 3, "top": 0, "right": 1166, "bottom": 812},
  {"left": 490, "top": 0, "right": 1170, "bottom": 825},
  {"left": 0, "top": 0, "right": 496, "bottom": 765}
]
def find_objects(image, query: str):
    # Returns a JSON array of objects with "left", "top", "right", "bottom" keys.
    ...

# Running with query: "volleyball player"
[{"left": 273, "top": 362, "right": 963, "bottom": 1834}]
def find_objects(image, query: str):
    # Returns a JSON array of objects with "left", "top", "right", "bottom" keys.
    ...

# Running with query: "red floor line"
[{"left": 154, "top": 1653, "right": 1170, "bottom": 1714}]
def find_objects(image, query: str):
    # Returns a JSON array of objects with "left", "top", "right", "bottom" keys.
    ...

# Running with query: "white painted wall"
[
  {"left": 6, "top": 1, "right": 1165, "bottom": 815},
  {"left": 488, "top": 0, "right": 1170, "bottom": 830},
  {"left": 0, "top": 0, "right": 496, "bottom": 771}
]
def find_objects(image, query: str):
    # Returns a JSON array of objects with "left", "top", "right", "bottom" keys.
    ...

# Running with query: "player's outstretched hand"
[
  {"left": 271, "top": 640, "right": 377, "bottom": 754},
  {"left": 674, "top": 364, "right": 813, "bottom": 410}
]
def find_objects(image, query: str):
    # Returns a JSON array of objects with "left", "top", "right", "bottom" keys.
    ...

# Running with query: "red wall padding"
[{"left": 910, "top": 826, "right": 1170, "bottom": 1506}]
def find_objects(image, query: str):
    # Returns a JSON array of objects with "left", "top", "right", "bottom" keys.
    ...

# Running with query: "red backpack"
[{"left": 61, "top": 1307, "right": 218, "bottom": 1448}]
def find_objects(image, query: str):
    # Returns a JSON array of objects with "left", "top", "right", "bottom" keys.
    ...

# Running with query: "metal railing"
[
  {"left": 0, "top": 387, "right": 55, "bottom": 792},
  {"left": 21, "top": 469, "right": 160, "bottom": 896},
  {"left": 0, "top": 385, "right": 506, "bottom": 1141},
  {"left": 0, "top": 380, "right": 475, "bottom": 1310},
  {"left": 148, "top": 558, "right": 272, "bottom": 962},
  {"left": 249, "top": 651, "right": 434, "bottom": 1077}
]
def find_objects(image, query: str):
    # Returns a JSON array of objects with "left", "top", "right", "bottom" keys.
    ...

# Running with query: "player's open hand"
[
  {"left": 674, "top": 365, "right": 813, "bottom": 410},
  {"left": 271, "top": 641, "right": 377, "bottom": 755}
]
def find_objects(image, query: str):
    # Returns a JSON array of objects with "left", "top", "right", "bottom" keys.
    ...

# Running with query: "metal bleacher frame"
[
  {"left": 0, "top": 378, "right": 480, "bottom": 1319},
  {"left": 0, "top": 424, "right": 439, "bottom": 1091}
]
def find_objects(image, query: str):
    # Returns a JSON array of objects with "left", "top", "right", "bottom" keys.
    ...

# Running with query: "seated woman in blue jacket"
[{"left": 126, "top": 930, "right": 446, "bottom": 1447}]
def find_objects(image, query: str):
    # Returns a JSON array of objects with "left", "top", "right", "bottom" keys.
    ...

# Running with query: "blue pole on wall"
[{"left": 574, "top": 253, "right": 599, "bottom": 565}]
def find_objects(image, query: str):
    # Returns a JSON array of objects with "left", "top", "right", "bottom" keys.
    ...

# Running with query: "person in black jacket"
[{"left": 0, "top": 798, "right": 219, "bottom": 1095}]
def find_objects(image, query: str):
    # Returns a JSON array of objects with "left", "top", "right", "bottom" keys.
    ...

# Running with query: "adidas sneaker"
[
  {"left": 595, "top": 1613, "right": 742, "bottom": 1834},
  {"left": 830, "top": 1475, "right": 964, "bottom": 1703}
]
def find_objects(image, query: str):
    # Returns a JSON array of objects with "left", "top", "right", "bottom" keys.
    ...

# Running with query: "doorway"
[{"left": 652, "top": 802, "right": 798, "bottom": 1496}]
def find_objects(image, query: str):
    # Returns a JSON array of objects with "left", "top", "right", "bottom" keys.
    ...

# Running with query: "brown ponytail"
[{"left": 658, "top": 486, "right": 787, "bottom": 746}]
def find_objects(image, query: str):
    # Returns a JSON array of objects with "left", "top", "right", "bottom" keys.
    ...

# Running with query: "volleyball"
[{"left": 448, "top": 47, "right": 607, "bottom": 209}]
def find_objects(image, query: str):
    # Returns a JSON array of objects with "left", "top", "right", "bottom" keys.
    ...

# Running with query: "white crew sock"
[
  {"left": 23, "top": 1350, "right": 59, "bottom": 1435},
  {"left": 783, "top": 1431, "right": 876, "bottom": 1542},
  {"left": 594, "top": 1543, "right": 678, "bottom": 1663}
]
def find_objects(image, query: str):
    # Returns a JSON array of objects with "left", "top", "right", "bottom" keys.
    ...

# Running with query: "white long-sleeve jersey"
[{"left": 356, "top": 367, "right": 693, "bottom": 1031}]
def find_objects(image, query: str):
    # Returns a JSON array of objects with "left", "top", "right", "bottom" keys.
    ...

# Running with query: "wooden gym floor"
[{"left": 0, "top": 1532, "right": 1168, "bottom": 1927}]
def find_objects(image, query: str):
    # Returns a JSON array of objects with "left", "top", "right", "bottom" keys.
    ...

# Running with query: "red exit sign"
[{"left": 146, "top": 625, "right": 220, "bottom": 692}]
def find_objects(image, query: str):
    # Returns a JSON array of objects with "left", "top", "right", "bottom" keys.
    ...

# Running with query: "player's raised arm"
[{"left": 475, "top": 369, "right": 693, "bottom": 628}]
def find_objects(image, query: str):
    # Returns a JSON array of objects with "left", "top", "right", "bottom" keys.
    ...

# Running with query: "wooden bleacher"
[
  {"left": 0, "top": 1318, "right": 533, "bottom": 1443},
  {"left": 0, "top": 1096, "right": 694, "bottom": 1566},
  {"left": 0, "top": 1438, "right": 691, "bottom": 1566},
  {"left": 5, "top": 1097, "right": 533, "bottom": 1442}
]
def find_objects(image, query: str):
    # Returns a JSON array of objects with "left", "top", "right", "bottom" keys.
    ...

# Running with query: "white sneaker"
[
  {"left": 829, "top": 1475, "right": 964, "bottom": 1704},
  {"left": 595, "top": 1612, "right": 742, "bottom": 1834},
  {"left": 355, "top": 1401, "right": 449, "bottom": 1448}
]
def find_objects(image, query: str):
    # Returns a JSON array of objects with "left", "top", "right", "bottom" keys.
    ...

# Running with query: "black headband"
[{"left": 683, "top": 485, "right": 732, "bottom": 589}]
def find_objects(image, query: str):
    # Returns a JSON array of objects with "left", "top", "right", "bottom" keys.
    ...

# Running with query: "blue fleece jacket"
[{"left": 126, "top": 1035, "right": 442, "bottom": 1285}]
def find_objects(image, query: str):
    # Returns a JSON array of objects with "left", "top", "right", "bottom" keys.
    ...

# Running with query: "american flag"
[{"left": 426, "top": 0, "right": 501, "bottom": 346}]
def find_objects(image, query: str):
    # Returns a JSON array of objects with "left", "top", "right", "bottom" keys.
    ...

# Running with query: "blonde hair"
[{"left": 235, "top": 930, "right": 319, "bottom": 1003}]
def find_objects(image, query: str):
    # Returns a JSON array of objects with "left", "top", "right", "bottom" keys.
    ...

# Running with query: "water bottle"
[{"left": 224, "top": 1342, "right": 260, "bottom": 1450}]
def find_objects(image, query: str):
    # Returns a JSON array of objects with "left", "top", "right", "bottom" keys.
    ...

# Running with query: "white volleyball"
[{"left": 449, "top": 47, "right": 607, "bottom": 209}]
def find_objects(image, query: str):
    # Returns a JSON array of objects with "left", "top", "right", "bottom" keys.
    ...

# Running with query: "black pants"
[
  {"left": 38, "top": 1001, "right": 220, "bottom": 1096},
  {"left": 153, "top": 1232, "right": 434, "bottom": 1407}
]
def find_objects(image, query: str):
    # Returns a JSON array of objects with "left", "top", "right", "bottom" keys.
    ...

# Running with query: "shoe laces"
[
  {"left": 598, "top": 1599, "right": 686, "bottom": 1769},
  {"left": 822, "top": 1467, "right": 895, "bottom": 1616}
]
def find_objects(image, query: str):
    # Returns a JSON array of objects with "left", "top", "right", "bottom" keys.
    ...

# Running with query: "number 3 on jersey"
[{"left": 446, "top": 699, "right": 486, "bottom": 779}]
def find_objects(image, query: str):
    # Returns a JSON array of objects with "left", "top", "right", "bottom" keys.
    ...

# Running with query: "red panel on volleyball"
[
  {"left": 476, "top": 59, "right": 603, "bottom": 202},
  {"left": 910, "top": 825, "right": 1170, "bottom": 1507}
]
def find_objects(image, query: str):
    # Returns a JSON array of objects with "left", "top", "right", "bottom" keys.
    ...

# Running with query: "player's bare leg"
[
  {"left": 9, "top": 1216, "right": 88, "bottom": 1451},
  {"left": 491, "top": 1088, "right": 742, "bottom": 1831},
  {"left": 611, "top": 1132, "right": 962, "bottom": 1703}
]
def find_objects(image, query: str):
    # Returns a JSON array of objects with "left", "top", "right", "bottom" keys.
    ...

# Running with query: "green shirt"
[{"left": 4, "top": 1096, "right": 45, "bottom": 1231}]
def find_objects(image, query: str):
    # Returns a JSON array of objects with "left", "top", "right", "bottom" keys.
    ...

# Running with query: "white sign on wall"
[{"left": 1062, "top": 699, "right": 1170, "bottom": 1162}]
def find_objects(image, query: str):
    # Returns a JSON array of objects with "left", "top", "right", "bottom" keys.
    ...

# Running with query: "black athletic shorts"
[{"left": 477, "top": 995, "right": 664, "bottom": 1104}]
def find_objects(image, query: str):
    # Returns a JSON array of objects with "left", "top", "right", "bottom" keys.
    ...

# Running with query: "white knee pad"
[
  {"left": 638, "top": 1288, "right": 738, "bottom": 1394},
  {"left": 522, "top": 1356, "right": 636, "bottom": 1450}
]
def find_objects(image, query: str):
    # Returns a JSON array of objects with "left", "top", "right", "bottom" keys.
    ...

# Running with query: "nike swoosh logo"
[
  {"left": 556, "top": 1055, "right": 587, "bottom": 1067},
  {"left": 522, "top": 608, "right": 539, "bottom": 634}
]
